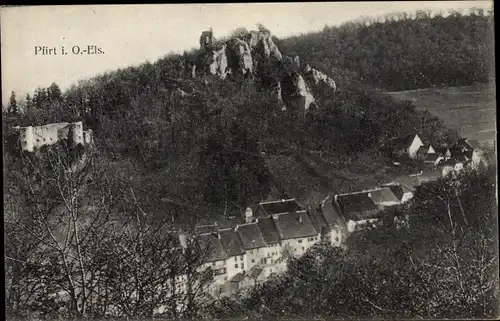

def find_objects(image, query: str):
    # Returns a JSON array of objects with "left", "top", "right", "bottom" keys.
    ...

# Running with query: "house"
[
  {"left": 424, "top": 153, "right": 444, "bottom": 166},
  {"left": 256, "top": 216, "right": 286, "bottom": 274},
  {"left": 218, "top": 228, "right": 246, "bottom": 283},
  {"left": 434, "top": 147, "right": 451, "bottom": 159},
  {"left": 416, "top": 144, "right": 436, "bottom": 159},
  {"left": 307, "top": 195, "right": 346, "bottom": 247},
  {"left": 454, "top": 138, "right": 486, "bottom": 169},
  {"left": 440, "top": 159, "right": 464, "bottom": 177},
  {"left": 197, "top": 233, "right": 229, "bottom": 298},
  {"left": 392, "top": 134, "right": 424, "bottom": 159},
  {"left": 272, "top": 210, "right": 320, "bottom": 258},
  {"left": 235, "top": 222, "right": 267, "bottom": 272},
  {"left": 368, "top": 187, "right": 401, "bottom": 208},
  {"left": 335, "top": 192, "right": 381, "bottom": 232}
]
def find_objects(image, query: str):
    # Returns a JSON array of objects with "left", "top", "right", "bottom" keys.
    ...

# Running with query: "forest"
[{"left": 278, "top": 8, "right": 494, "bottom": 91}]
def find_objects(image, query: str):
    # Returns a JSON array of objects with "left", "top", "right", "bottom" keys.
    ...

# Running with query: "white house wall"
[{"left": 408, "top": 135, "right": 424, "bottom": 158}]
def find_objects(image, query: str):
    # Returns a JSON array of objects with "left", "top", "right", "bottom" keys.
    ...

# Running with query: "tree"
[
  {"left": 47, "top": 82, "right": 63, "bottom": 104},
  {"left": 8, "top": 91, "right": 18, "bottom": 115}
]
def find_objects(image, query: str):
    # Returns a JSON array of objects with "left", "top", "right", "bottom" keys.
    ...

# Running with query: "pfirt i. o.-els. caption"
[{"left": 34, "top": 45, "right": 104, "bottom": 55}]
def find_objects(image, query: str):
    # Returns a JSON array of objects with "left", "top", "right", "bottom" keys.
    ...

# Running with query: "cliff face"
[{"left": 196, "top": 27, "right": 338, "bottom": 115}]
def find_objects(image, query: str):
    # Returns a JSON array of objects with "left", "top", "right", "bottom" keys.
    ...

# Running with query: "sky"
[{"left": 1, "top": 2, "right": 493, "bottom": 106}]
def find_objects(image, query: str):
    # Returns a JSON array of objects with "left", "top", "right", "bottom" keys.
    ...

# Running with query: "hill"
[
  {"left": 6, "top": 12, "right": 491, "bottom": 221},
  {"left": 278, "top": 9, "right": 494, "bottom": 91}
]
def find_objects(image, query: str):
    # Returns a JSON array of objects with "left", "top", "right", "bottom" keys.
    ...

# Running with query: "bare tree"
[{"left": 4, "top": 143, "right": 123, "bottom": 319}]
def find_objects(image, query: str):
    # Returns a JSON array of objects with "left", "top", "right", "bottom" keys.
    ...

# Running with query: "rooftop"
[
  {"left": 230, "top": 272, "right": 246, "bottom": 283},
  {"left": 218, "top": 228, "right": 245, "bottom": 257},
  {"left": 273, "top": 211, "right": 318, "bottom": 240},
  {"left": 257, "top": 198, "right": 304, "bottom": 215},
  {"left": 198, "top": 233, "right": 228, "bottom": 263},
  {"left": 392, "top": 134, "right": 419, "bottom": 148},
  {"left": 335, "top": 192, "right": 379, "bottom": 221},
  {"left": 369, "top": 187, "right": 400, "bottom": 205},
  {"left": 380, "top": 184, "right": 405, "bottom": 201},
  {"left": 236, "top": 222, "right": 267, "bottom": 250},
  {"left": 249, "top": 266, "right": 264, "bottom": 279},
  {"left": 256, "top": 216, "right": 280, "bottom": 244}
]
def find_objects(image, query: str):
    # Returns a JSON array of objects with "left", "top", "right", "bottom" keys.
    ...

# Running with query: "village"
[{"left": 11, "top": 120, "right": 489, "bottom": 303}]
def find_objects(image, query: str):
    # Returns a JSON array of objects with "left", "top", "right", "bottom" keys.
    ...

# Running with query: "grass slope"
[{"left": 386, "top": 83, "right": 496, "bottom": 149}]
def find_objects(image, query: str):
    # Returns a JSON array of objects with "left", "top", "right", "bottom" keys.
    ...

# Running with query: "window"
[
  {"left": 224, "top": 276, "right": 227, "bottom": 281},
  {"left": 270, "top": 268, "right": 273, "bottom": 272},
  {"left": 298, "top": 239, "right": 303, "bottom": 243},
  {"left": 267, "top": 252, "right": 271, "bottom": 257},
  {"left": 234, "top": 264, "right": 238, "bottom": 268},
  {"left": 36, "top": 139, "right": 40, "bottom": 142},
  {"left": 235, "top": 257, "right": 237, "bottom": 262},
  {"left": 212, "top": 262, "right": 216, "bottom": 266},
  {"left": 252, "top": 259, "right": 255, "bottom": 263},
  {"left": 241, "top": 263, "right": 244, "bottom": 269},
  {"left": 240, "top": 255, "right": 243, "bottom": 260},
  {"left": 302, "top": 247, "right": 305, "bottom": 251}
]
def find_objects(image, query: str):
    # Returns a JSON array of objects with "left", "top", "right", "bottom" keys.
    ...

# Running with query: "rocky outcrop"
[
  {"left": 304, "top": 64, "right": 337, "bottom": 92},
  {"left": 196, "top": 26, "right": 336, "bottom": 116},
  {"left": 226, "top": 38, "right": 254, "bottom": 78},
  {"left": 207, "top": 43, "right": 229, "bottom": 79}
]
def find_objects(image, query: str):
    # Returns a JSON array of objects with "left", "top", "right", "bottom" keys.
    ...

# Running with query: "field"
[{"left": 386, "top": 83, "right": 496, "bottom": 150}]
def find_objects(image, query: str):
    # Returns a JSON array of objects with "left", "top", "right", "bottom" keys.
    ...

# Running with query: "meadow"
[{"left": 387, "top": 83, "right": 496, "bottom": 149}]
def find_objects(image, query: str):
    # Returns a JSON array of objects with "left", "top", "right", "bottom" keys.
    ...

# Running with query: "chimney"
[
  {"left": 298, "top": 215, "right": 303, "bottom": 223},
  {"left": 245, "top": 207, "right": 253, "bottom": 223},
  {"left": 281, "top": 199, "right": 286, "bottom": 203},
  {"left": 234, "top": 224, "right": 239, "bottom": 231}
]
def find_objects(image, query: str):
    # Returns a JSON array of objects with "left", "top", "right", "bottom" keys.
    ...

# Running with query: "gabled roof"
[
  {"left": 256, "top": 216, "right": 280, "bottom": 244},
  {"left": 456, "top": 138, "right": 481, "bottom": 151},
  {"left": 273, "top": 211, "right": 318, "bottom": 240},
  {"left": 249, "top": 266, "right": 264, "bottom": 279},
  {"left": 369, "top": 187, "right": 400, "bottom": 204},
  {"left": 425, "top": 154, "right": 441, "bottom": 162},
  {"left": 448, "top": 147, "right": 463, "bottom": 157},
  {"left": 441, "top": 159, "right": 458, "bottom": 167},
  {"left": 465, "top": 139, "right": 481, "bottom": 151},
  {"left": 319, "top": 195, "right": 343, "bottom": 228},
  {"left": 335, "top": 192, "right": 379, "bottom": 221},
  {"left": 392, "top": 134, "right": 419, "bottom": 148},
  {"left": 380, "top": 184, "right": 404, "bottom": 201},
  {"left": 230, "top": 272, "right": 246, "bottom": 283},
  {"left": 236, "top": 222, "right": 267, "bottom": 250},
  {"left": 198, "top": 233, "right": 228, "bottom": 263},
  {"left": 307, "top": 205, "right": 329, "bottom": 233},
  {"left": 218, "top": 228, "right": 245, "bottom": 257},
  {"left": 434, "top": 147, "right": 449, "bottom": 155},
  {"left": 417, "top": 145, "right": 430, "bottom": 155},
  {"left": 257, "top": 199, "right": 304, "bottom": 215}
]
